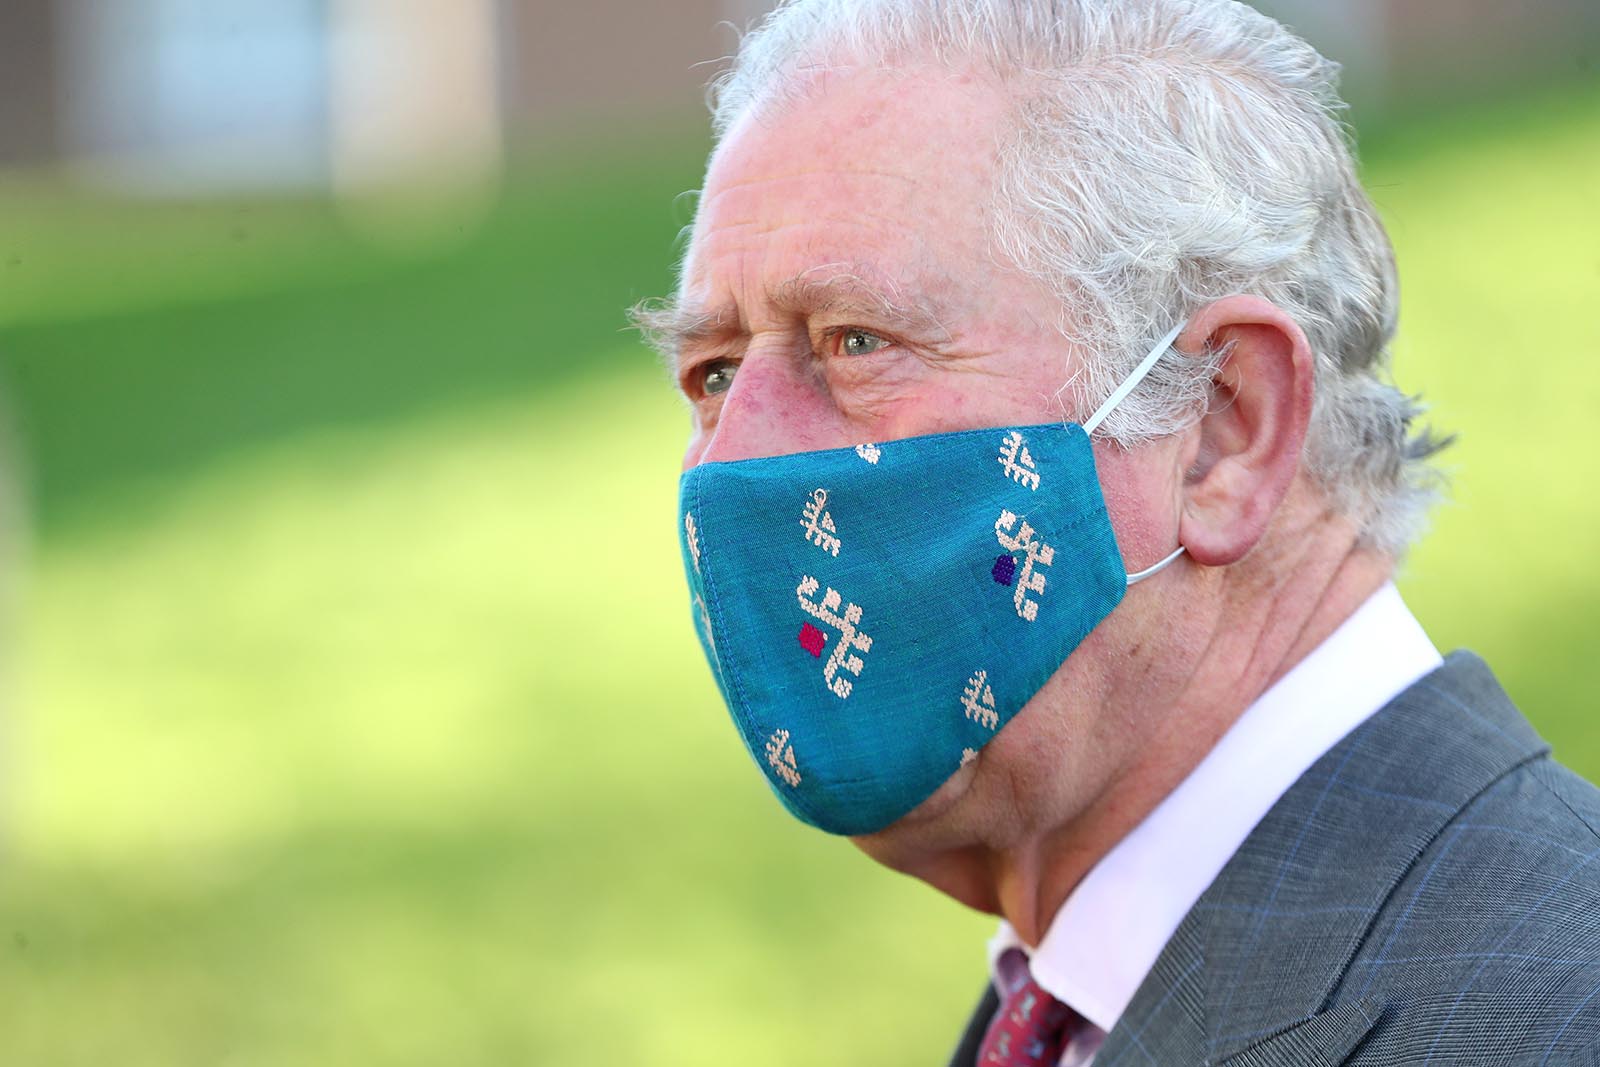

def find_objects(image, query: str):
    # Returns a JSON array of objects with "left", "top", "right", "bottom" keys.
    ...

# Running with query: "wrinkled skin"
[{"left": 660, "top": 62, "right": 1389, "bottom": 944}]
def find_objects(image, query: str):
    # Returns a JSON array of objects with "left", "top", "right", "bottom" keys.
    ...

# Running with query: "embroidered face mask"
[{"left": 677, "top": 322, "right": 1187, "bottom": 836}]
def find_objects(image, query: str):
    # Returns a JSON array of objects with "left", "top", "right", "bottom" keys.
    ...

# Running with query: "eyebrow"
[
  {"left": 629, "top": 265, "right": 952, "bottom": 370},
  {"left": 627, "top": 299, "right": 728, "bottom": 368}
]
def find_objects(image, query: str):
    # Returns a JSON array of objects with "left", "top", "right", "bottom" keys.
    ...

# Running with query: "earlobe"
[{"left": 1177, "top": 297, "right": 1314, "bottom": 567}]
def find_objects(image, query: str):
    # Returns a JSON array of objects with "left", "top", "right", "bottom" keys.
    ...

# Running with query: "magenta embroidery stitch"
[
  {"left": 798, "top": 623, "right": 827, "bottom": 658},
  {"left": 795, "top": 575, "right": 874, "bottom": 698}
]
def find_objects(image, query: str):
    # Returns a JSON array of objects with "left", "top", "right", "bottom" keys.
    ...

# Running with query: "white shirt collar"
[{"left": 987, "top": 582, "right": 1441, "bottom": 1033}]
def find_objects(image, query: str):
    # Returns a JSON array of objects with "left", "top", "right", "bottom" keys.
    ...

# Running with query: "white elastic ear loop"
[
  {"left": 1081, "top": 320, "right": 1190, "bottom": 586},
  {"left": 1126, "top": 545, "right": 1185, "bottom": 585},
  {"left": 1082, "top": 319, "right": 1188, "bottom": 436}
]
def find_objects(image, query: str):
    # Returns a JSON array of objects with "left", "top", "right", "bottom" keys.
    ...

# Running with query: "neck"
[
  {"left": 1004, "top": 522, "right": 1392, "bottom": 945},
  {"left": 857, "top": 502, "right": 1395, "bottom": 947}
]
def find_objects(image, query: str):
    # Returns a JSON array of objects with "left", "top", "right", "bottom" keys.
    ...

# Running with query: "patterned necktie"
[{"left": 978, "top": 950, "right": 1080, "bottom": 1066}]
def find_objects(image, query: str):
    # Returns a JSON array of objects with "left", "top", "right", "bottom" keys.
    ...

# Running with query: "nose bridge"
[{"left": 698, "top": 341, "right": 835, "bottom": 465}]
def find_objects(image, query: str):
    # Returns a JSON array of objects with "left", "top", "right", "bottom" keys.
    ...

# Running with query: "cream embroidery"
[
  {"left": 995, "top": 510, "right": 1055, "bottom": 621},
  {"left": 684, "top": 512, "right": 702, "bottom": 574},
  {"left": 766, "top": 728, "right": 802, "bottom": 787},
  {"left": 997, "top": 431, "right": 1040, "bottom": 490},
  {"left": 796, "top": 575, "right": 874, "bottom": 698},
  {"left": 799, "top": 488, "right": 841, "bottom": 557},
  {"left": 961, "top": 670, "right": 999, "bottom": 729},
  {"left": 854, "top": 443, "right": 881, "bottom": 464},
  {"left": 961, "top": 747, "right": 979, "bottom": 767}
]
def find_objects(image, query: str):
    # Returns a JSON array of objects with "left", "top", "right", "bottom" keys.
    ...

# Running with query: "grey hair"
[{"left": 703, "top": 0, "right": 1448, "bottom": 555}]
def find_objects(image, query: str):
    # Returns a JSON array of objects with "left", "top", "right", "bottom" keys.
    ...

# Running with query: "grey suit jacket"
[{"left": 949, "top": 652, "right": 1600, "bottom": 1066}]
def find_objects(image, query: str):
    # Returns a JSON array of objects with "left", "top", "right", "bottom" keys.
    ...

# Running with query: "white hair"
[{"left": 700, "top": 0, "right": 1448, "bottom": 555}]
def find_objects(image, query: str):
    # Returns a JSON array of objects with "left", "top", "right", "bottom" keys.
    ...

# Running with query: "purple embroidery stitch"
[
  {"left": 798, "top": 623, "right": 828, "bottom": 658},
  {"left": 992, "top": 555, "right": 1017, "bottom": 587}
]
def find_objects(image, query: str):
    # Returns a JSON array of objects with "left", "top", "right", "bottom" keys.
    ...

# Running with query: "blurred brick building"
[
  {"left": 0, "top": 0, "right": 1594, "bottom": 188},
  {"left": 0, "top": 0, "right": 61, "bottom": 167},
  {"left": 500, "top": 0, "right": 752, "bottom": 135}
]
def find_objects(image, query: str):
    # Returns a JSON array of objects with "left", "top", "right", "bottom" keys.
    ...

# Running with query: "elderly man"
[{"left": 637, "top": 1, "right": 1600, "bottom": 1063}]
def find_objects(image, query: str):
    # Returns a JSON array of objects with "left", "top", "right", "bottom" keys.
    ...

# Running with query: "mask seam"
[
  {"left": 1030, "top": 507, "right": 1130, "bottom": 604},
  {"left": 692, "top": 475, "right": 837, "bottom": 825},
  {"left": 691, "top": 475, "right": 753, "bottom": 744}
]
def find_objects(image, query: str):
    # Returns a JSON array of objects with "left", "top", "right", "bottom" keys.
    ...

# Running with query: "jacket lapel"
[
  {"left": 1093, "top": 652, "right": 1548, "bottom": 1066},
  {"left": 946, "top": 984, "right": 998, "bottom": 1067}
]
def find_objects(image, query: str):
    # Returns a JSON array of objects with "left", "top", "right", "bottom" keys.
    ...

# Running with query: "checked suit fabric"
[{"left": 949, "top": 652, "right": 1600, "bottom": 1066}]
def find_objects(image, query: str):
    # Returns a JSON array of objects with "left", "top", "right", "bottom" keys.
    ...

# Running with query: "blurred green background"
[{"left": 1, "top": 4, "right": 1598, "bottom": 1065}]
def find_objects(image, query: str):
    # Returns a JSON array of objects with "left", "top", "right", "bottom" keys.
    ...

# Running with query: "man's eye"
[
  {"left": 839, "top": 328, "right": 889, "bottom": 357},
  {"left": 701, "top": 360, "right": 737, "bottom": 396}
]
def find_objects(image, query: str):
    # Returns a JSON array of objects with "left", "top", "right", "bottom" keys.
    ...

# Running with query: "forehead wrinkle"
[
  {"left": 702, "top": 212, "right": 928, "bottom": 238},
  {"left": 701, "top": 167, "right": 923, "bottom": 212}
]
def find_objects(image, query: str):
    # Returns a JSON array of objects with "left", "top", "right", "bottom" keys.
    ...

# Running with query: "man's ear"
[{"left": 1177, "top": 296, "right": 1314, "bottom": 567}]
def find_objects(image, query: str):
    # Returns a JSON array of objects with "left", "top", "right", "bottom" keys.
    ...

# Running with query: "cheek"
[
  {"left": 1095, "top": 443, "right": 1184, "bottom": 563},
  {"left": 681, "top": 429, "right": 708, "bottom": 472},
  {"left": 686, "top": 344, "right": 867, "bottom": 465},
  {"left": 871, "top": 387, "right": 979, "bottom": 437},
  {"left": 866, "top": 375, "right": 1052, "bottom": 441}
]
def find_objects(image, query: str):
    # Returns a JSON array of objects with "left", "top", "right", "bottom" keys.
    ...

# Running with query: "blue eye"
[
  {"left": 840, "top": 328, "right": 889, "bottom": 357},
  {"left": 702, "top": 359, "right": 737, "bottom": 395}
]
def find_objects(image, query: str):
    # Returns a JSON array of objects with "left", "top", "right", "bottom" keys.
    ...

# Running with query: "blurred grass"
[
  {"left": 0, "top": 83, "right": 1597, "bottom": 1065},
  {"left": 0, "top": 122, "right": 711, "bottom": 528}
]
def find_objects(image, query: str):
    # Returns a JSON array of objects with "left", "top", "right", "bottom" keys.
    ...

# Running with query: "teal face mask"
[{"left": 677, "top": 323, "right": 1186, "bottom": 836}]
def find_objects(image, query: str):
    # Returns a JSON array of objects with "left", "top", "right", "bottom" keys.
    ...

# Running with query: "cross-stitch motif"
[
  {"left": 997, "top": 431, "right": 1040, "bottom": 490},
  {"left": 854, "top": 443, "right": 881, "bottom": 464},
  {"left": 991, "top": 554, "right": 1017, "bottom": 586},
  {"left": 798, "top": 622, "right": 827, "bottom": 658},
  {"left": 961, "top": 670, "right": 999, "bottom": 729},
  {"left": 995, "top": 510, "right": 1055, "bottom": 621},
  {"left": 765, "top": 728, "right": 801, "bottom": 787},
  {"left": 799, "top": 488, "right": 841, "bottom": 556},
  {"left": 684, "top": 512, "right": 702, "bottom": 574},
  {"left": 796, "top": 575, "right": 874, "bottom": 698},
  {"left": 961, "top": 747, "right": 979, "bottom": 767}
]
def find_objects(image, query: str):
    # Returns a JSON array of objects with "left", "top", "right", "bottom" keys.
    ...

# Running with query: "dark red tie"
[{"left": 978, "top": 951, "right": 1080, "bottom": 1066}]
